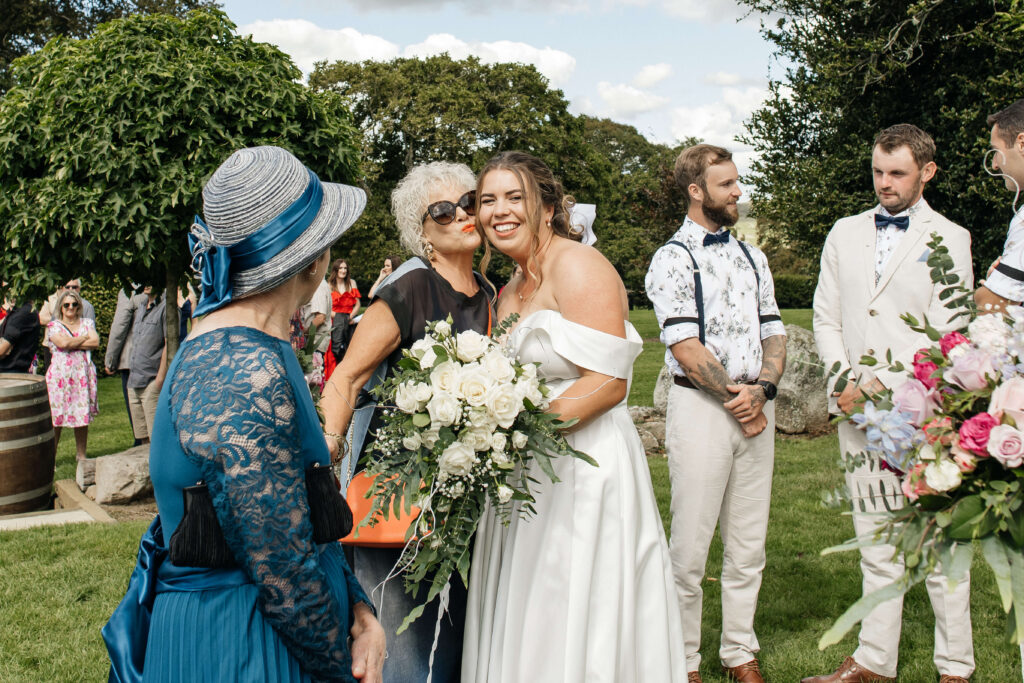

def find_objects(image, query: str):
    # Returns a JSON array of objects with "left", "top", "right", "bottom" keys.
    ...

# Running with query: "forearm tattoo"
[
  {"left": 759, "top": 334, "right": 787, "bottom": 386},
  {"left": 687, "top": 356, "right": 734, "bottom": 403}
]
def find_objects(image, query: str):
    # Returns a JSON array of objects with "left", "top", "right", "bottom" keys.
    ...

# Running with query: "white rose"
[
  {"left": 439, "top": 440, "right": 476, "bottom": 476},
  {"left": 422, "top": 427, "right": 440, "bottom": 449},
  {"left": 459, "top": 365, "right": 494, "bottom": 407},
  {"left": 434, "top": 320, "right": 452, "bottom": 337},
  {"left": 430, "top": 361, "right": 461, "bottom": 396},
  {"left": 409, "top": 336, "right": 434, "bottom": 359},
  {"left": 924, "top": 458, "right": 962, "bottom": 492},
  {"left": 427, "top": 391, "right": 461, "bottom": 426},
  {"left": 394, "top": 382, "right": 421, "bottom": 414},
  {"left": 520, "top": 362, "right": 538, "bottom": 380},
  {"left": 487, "top": 383, "right": 523, "bottom": 429},
  {"left": 490, "top": 450, "right": 511, "bottom": 467},
  {"left": 511, "top": 430, "right": 528, "bottom": 449},
  {"left": 467, "top": 407, "right": 497, "bottom": 432},
  {"left": 455, "top": 330, "right": 491, "bottom": 363},
  {"left": 419, "top": 346, "right": 438, "bottom": 370},
  {"left": 461, "top": 427, "right": 493, "bottom": 452},
  {"left": 412, "top": 381, "right": 432, "bottom": 405},
  {"left": 482, "top": 350, "right": 515, "bottom": 383},
  {"left": 516, "top": 376, "right": 545, "bottom": 409},
  {"left": 496, "top": 485, "right": 514, "bottom": 504},
  {"left": 490, "top": 431, "right": 508, "bottom": 452},
  {"left": 402, "top": 432, "right": 422, "bottom": 451},
  {"left": 968, "top": 314, "right": 1011, "bottom": 355}
]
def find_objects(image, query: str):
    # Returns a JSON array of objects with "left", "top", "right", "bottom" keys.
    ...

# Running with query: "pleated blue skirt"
[{"left": 142, "top": 544, "right": 356, "bottom": 683}]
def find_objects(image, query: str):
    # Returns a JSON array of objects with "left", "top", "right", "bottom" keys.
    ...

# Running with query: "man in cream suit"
[{"left": 806, "top": 124, "right": 975, "bottom": 683}]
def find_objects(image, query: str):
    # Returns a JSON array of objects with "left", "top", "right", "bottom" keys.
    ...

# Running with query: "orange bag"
[{"left": 341, "top": 472, "right": 420, "bottom": 548}]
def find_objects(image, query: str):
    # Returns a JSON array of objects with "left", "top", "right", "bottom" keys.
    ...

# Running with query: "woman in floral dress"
[{"left": 45, "top": 288, "right": 99, "bottom": 460}]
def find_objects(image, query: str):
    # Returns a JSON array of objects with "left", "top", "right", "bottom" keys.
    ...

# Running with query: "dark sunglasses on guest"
[
  {"left": 422, "top": 191, "right": 476, "bottom": 225},
  {"left": 65, "top": 284, "right": 80, "bottom": 290},
  {"left": 62, "top": 302, "right": 79, "bottom": 309}
]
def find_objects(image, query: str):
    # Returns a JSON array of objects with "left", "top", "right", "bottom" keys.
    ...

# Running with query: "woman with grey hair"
[
  {"left": 103, "top": 146, "right": 385, "bottom": 683},
  {"left": 321, "top": 160, "right": 494, "bottom": 682}
]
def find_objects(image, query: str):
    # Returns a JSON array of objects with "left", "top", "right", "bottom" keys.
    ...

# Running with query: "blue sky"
[{"left": 219, "top": 0, "right": 783, "bottom": 177}]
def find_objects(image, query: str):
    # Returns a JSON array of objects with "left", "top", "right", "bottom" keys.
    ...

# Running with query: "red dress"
[{"left": 324, "top": 286, "right": 361, "bottom": 380}]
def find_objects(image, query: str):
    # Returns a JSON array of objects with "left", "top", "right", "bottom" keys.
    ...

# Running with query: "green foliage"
[
  {"left": 79, "top": 277, "right": 121, "bottom": 366},
  {"left": 738, "top": 0, "right": 1024, "bottom": 276},
  {"left": 0, "top": 9, "right": 361, "bottom": 302},
  {"left": 772, "top": 273, "right": 816, "bottom": 308},
  {"left": 0, "top": 0, "right": 221, "bottom": 94}
]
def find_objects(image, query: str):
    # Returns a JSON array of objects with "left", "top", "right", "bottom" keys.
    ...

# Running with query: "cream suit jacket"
[{"left": 813, "top": 203, "right": 974, "bottom": 414}]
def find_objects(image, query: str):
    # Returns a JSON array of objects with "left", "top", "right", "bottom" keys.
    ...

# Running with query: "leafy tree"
[
  {"left": 0, "top": 9, "right": 361, "bottom": 355},
  {"left": 308, "top": 55, "right": 598, "bottom": 286},
  {"left": 737, "top": 0, "right": 1024, "bottom": 276},
  {"left": 0, "top": 0, "right": 220, "bottom": 93}
]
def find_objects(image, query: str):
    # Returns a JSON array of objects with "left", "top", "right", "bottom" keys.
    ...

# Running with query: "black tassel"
[
  {"left": 168, "top": 484, "right": 238, "bottom": 568},
  {"left": 306, "top": 463, "right": 354, "bottom": 544}
]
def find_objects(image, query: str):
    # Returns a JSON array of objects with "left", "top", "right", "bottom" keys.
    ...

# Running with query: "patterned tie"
[
  {"left": 874, "top": 214, "right": 909, "bottom": 230},
  {"left": 703, "top": 231, "right": 730, "bottom": 246}
]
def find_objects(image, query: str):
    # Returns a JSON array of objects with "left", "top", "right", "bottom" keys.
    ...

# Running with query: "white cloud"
[
  {"left": 597, "top": 81, "right": 670, "bottom": 118},
  {"left": 659, "top": 0, "right": 746, "bottom": 21},
  {"left": 238, "top": 20, "right": 398, "bottom": 74},
  {"left": 633, "top": 63, "right": 672, "bottom": 88},
  {"left": 669, "top": 85, "right": 770, "bottom": 175},
  {"left": 704, "top": 71, "right": 742, "bottom": 86},
  {"left": 403, "top": 34, "right": 576, "bottom": 86}
]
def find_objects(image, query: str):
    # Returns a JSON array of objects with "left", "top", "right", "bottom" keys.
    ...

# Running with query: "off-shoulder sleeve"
[
  {"left": 169, "top": 333, "right": 355, "bottom": 682},
  {"left": 515, "top": 310, "right": 642, "bottom": 379}
]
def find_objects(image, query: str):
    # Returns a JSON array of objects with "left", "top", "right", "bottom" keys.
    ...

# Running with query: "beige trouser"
[
  {"left": 839, "top": 421, "right": 975, "bottom": 678},
  {"left": 127, "top": 381, "right": 160, "bottom": 440},
  {"left": 666, "top": 384, "right": 775, "bottom": 672}
]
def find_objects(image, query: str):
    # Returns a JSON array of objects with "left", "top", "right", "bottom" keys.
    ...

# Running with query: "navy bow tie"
[
  {"left": 703, "top": 230, "right": 730, "bottom": 246},
  {"left": 874, "top": 214, "right": 909, "bottom": 230}
]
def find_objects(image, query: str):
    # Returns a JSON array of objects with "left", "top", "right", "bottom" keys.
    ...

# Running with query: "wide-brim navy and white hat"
[{"left": 190, "top": 146, "right": 366, "bottom": 315}]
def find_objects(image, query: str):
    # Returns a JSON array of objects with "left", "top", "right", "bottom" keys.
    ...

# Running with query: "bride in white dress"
[{"left": 462, "top": 151, "right": 687, "bottom": 682}]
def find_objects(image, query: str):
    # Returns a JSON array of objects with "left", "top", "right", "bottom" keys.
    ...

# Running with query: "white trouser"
[
  {"left": 839, "top": 421, "right": 975, "bottom": 678},
  {"left": 665, "top": 384, "right": 775, "bottom": 672}
]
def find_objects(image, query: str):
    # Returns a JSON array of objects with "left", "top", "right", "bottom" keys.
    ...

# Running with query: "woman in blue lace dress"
[{"left": 103, "top": 146, "right": 385, "bottom": 683}]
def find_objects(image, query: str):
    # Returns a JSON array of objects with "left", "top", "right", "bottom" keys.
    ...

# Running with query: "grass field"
[{"left": 4, "top": 310, "right": 1019, "bottom": 682}]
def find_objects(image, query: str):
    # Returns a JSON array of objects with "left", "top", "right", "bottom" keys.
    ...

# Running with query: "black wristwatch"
[{"left": 757, "top": 380, "right": 778, "bottom": 401}]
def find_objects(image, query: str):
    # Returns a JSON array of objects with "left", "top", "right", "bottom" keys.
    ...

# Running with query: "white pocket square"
[{"left": 917, "top": 249, "right": 930, "bottom": 262}]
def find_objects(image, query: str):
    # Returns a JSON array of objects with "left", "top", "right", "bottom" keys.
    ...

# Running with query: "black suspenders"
[{"left": 661, "top": 237, "right": 780, "bottom": 345}]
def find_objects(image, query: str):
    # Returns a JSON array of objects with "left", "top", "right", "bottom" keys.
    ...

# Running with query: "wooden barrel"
[{"left": 0, "top": 373, "right": 56, "bottom": 514}]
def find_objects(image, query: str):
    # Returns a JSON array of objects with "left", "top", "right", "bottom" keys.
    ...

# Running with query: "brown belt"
[{"left": 673, "top": 376, "right": 755, "bottom": 390}]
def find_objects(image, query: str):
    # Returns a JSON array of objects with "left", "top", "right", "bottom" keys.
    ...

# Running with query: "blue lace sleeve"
[{"left": 168, "top": 330, "right": 354, "bottom": 682}]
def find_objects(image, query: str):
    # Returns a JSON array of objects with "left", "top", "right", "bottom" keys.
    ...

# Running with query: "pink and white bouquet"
[{"left": 359, "top": 315, "right": 595, "bottom": 631}]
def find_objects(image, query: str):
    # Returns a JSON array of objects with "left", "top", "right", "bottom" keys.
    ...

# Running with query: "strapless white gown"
[{"left": 462, "top": 310, "right": 687, "bottom": 682}]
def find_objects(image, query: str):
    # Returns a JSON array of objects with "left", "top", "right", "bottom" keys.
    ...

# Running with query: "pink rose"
[
  {"left": 944, "top": 348, "right": 995, "bottom": 392},
  {"left": 892, "top": 379, "right": 940, "bottom": 426},
  {"left": 913, "top": 350, "right": 940, "bottom": 390},
  {"left": 959, "top": 412, "right": 1000, "bottom": 455},
  {"left": 987, "top": 424, "right": 1024, "bottom": 468},
  {"left": 901, "top": 463, "right": 936, "bottom": 502},
  {"left": 950, "top": 438, "right": 978, "bottom": 473},
  {"left": 939, "top": 331, "right": 970, "bottom": 358},
  {"left": 989, "top": 377, "right": 1024, "bottom": 428},
  {"left": 923, "top": 417, "right": 953, "bottom": 446}
]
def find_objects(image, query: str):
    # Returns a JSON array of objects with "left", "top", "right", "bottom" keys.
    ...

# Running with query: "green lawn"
[{"left": 6, "top": 314, "right": 1018, "bottom": 682}]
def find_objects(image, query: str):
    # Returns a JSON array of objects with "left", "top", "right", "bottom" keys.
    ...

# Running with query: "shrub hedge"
[{"left": 773, "top": 273, "right": 816, "bottom": 309}]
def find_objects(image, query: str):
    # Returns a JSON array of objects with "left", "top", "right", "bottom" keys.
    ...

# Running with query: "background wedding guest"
[
  {"left": 366, "top": 254, "right": 403, "bottom": 299},
  {"left": 103, "top": 145, "right": 384, "bottom": 683},
  {"left": 646, "top": 143, "right": 786, "bottom": 683},
  {"left": 45, "top": 288, "right": 99, "bottom": 461},
  {"left": 321, "top": 161, "right": 490, "bottom": 682},
  {"left": 126, "top": 287, "right": 166, "bottom": 445},
  {"left": 39, "top": 277, "right": 96, "bottom": 324},
  {"left": 0, "top": 296, "right": 40, "bottom": 373},
  {"left": 808, "top": 124, "right": 974, "bottom": 683},
  {"left": 105, "top": 285, "right": 149, "bottom": 446},
  {"left": 976, "top": 98, "right": 1024, "bottom": 312},
  {"left": 324, "top": 258, "right": 360, "bottom": 378},
  {"left": 301, "top": 271, "right": 332, "bottom": 358}
]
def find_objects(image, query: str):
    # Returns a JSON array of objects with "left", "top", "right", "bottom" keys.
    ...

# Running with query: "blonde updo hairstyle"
[
  {"left": 476, "top": 151, "right": 579, "bottom": 297},
  {"left": 391, "top": 161, "right": 477, "bottom": 260}
]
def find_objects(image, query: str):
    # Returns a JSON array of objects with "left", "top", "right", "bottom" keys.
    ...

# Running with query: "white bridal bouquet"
[{"left": 359, "top": 314, "right": 596, "bottom": 630}]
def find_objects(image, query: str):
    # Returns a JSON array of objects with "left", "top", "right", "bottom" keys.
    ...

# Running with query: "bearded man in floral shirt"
[{"left": 646, "top": 144, "right": 786, "bottom": 683}]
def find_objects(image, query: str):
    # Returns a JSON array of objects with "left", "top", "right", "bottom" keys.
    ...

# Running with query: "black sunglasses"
[
  {"left": 62, "top": 302, "right": 78, "bottom": 309},
  {"left": 422, "top": 191, "right": 476, "bottom": 225}
]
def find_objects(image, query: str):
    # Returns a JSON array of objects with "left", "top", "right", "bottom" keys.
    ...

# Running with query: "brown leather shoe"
[
  {"left": 938, "top": 676, "right": 970, "bottom": 683},
  {"left": 723, "top": 659, "right": 765, "bottom": 683},
  {"left": 687, "top": 673, "right": 703, "bottom": 683},
  {"left": 800, "top": 657, "right": 895, "bottom": 683}
]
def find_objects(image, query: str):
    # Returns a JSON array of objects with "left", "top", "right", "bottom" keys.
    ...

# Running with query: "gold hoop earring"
[{"left": 424, "top": 242, "right": 435, "bottom": 260}]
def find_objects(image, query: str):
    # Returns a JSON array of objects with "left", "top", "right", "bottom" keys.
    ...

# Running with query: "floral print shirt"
[{"left": 645, "top": 217, "right": 786, "bottom": 382}]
